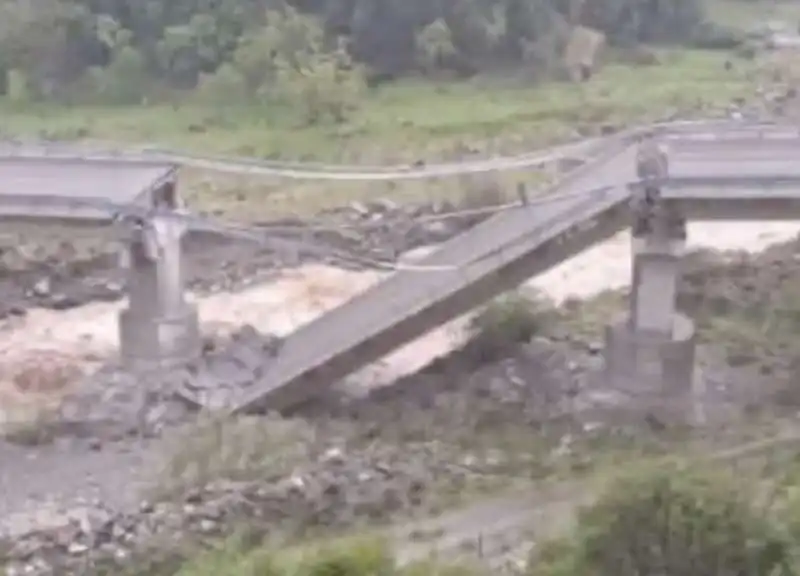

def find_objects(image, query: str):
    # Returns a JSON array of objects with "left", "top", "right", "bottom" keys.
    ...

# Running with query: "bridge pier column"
[
  {"left": 118, "top": 209, "right": 200, "bottom": 370},
  {"left": 602, "top": 232, "right": 697, "bottom": 425},
  {"left": 601, "top": 141, "right": 697, "bottom": 425}
]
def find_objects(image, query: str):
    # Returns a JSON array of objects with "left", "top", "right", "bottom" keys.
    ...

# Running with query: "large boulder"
[{"left": 564, "top": 26, "right": 606, "bottom": 81}]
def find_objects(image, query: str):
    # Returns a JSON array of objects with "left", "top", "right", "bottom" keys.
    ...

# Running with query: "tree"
[
  {"left": 0, "top": 0, "right": 710, "bottom": 103},
  {"left": 415, "top": 19, "right": 456, "bottom": 74}
]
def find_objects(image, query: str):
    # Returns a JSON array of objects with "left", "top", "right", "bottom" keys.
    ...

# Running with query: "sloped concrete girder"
[{"left": 222, "top": 141, "right": 640, "bottom": 413}]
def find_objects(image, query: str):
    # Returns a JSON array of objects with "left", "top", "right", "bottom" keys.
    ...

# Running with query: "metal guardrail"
[{"left": 0, "top": 140, "right": 596, "bottom": 181}]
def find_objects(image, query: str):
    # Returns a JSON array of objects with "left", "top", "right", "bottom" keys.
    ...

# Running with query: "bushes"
[
  {"left": 532, "top": 461, "right": 796, "bottom": 576},
  {"left": 469, "top": 292, "right": 554, "bottom": 362},
  {"left": 0, "top": 0, "right": 715, "bottom": 103},
  {"left": 195, "top": 7, "right": 364, "bottom": 125},
  {"left": 691, "top": 22, "right": 747, "bottom": 50},
  {"left": 112, "top": 456, "right": 800, "bottom": 575},
  {"left": 131, "top": 536, "right": 479, "bottom": 576},
  {"left": 142, "top": 460, "right": 800, "bottom": 576}
]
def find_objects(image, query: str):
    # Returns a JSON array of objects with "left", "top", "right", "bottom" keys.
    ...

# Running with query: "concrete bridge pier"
[
  {"left": 118, "top": 207, "right": 200, "bottom": 371},
  {"left": 602, "top": 217, "right": 697, "bottom": 426}
]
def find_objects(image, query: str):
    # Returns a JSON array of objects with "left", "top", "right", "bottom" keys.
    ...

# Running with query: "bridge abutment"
[{"left": 118, "top": 211, "right": 200, "bottom": 370}]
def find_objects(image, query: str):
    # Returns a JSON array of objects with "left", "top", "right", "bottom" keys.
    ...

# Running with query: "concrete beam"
[
  {"left": 661, "top": 185, "right": 800, "bottom": 220},
  {"left": 0, "top": 195, "right": 119, "bottom": 222},
  {"left": 207, "top": 140, "right": 641, "bottom": 413},
  {"left": 662, "top": 128, "right": 800, "bottom": 184},
  {"left": 0, "top": 157, "right": 175, "bottom": 222},
  {"left": 224, "top": 185, "right": 633, "bottom": 413},
  {"left": 664, "top": 126, "right": 800, "bottom": 146},
  {"left": 629, "top": 234, "right": 685, "bottom": 334},
  {"left": 668, "top": 157, "right": 800, "bottom": 180}
]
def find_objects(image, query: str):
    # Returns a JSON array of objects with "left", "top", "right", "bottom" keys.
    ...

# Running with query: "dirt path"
[{"left": 390, "top": 429, "right": 800, "bottom": 569}]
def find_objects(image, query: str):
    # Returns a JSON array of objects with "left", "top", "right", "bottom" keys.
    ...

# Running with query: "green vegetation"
[
  {"left": 0, "top": 0, "right": 766, "bottom": 165},
  {"left": 469, "top": 291, "right": 557, "bottom": 361},
  {"left": 707, "top": 0, "right": 800, "bottom": 30},
  {"left": 532, "top": 460, "right": 799, "bottom": 576},
  {"left": 1, "top": 49, "right": 755, "bottom": 160},
  {"left": 108, "top": 454, "right": 800, "bottom": 576},
  {"left": 115, "top": 535, "right": 482, "bottom": 576},
  {"left": 0, "top": 0, "right": 735, "bottom": 107}
]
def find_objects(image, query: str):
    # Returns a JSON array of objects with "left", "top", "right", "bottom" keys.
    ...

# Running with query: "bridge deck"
[
  {"left": 0, "top": 157, "right": 175, "bottom": 221},
  {"left": 226, "top": 144, "right": 638, "bottom": 412}
]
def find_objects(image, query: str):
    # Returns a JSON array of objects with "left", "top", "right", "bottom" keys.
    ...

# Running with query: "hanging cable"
[
  {"left": 37, "top": 186, "right": 609, "bottom": 274},
  {"left": 0, "top": 136, "right": 603, "bottom": 180},
  {"left": 232, "top": 187, "right": 605, "bottom": 235}
]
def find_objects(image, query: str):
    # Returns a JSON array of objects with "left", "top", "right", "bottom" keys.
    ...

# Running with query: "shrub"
[
  {"left": 136, "top": 536, "right": 398, "bottom": 576},
  {"left": 469, "top": 292, "right": 553, "bottom": 362},
  {"left": 531, "top": 461, "right": 794, "bottom": 576},
  {"left": 691, "top": 22, "right": 746, "bottom": 50}
]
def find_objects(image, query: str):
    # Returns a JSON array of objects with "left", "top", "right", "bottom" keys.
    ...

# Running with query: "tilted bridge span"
[{"left": 2, "top": 120, "right": 800, "bottom": 420}]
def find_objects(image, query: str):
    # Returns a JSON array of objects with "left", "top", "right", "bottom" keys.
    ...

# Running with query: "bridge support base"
[
  {"left": 118, "top": 213, "right": 201, "bottom": 370},
  {"left": 602, "top": 313, "right": 697, "bottom": 426},
  {"left": 119, "top": 305, "right": 200, "bottom": 370}
]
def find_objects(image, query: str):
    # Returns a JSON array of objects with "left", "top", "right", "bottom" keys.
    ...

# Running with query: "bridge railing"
[{"left": 0, "top": 118, "right": 796, "bottom": 181}]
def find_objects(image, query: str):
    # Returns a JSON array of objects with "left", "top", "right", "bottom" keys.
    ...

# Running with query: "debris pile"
[{"left": 1, "top": 441, "right": 470, "bottom": 575}]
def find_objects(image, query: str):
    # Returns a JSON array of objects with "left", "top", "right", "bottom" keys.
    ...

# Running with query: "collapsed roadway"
[{"left": 2, "top": 120, "right": 798, "bottom": 423}]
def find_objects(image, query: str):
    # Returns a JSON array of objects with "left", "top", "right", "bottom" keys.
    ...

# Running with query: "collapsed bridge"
[{"left": 2, "top": 120, "right": 800, "bottom": 420}]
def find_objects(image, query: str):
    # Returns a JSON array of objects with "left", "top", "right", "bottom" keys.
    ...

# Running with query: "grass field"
[
  {"left": 2, "top": 50, "right": 755, "bottom": 161},
  {"left": 708, "top": 0, "right": 800, "bottom": 30},
  {"left": 0, "top": 50, "right": 763, "bottom": 220}
]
